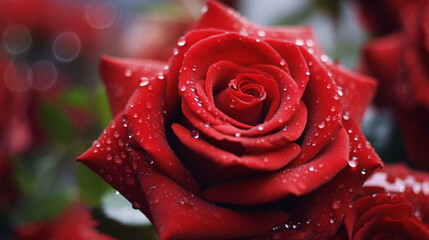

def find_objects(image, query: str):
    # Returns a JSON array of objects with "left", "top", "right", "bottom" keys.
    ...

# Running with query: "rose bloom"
[
  {"left": 78, "top": 1, "right": 381, "bottom": 239},
  {"left": 331, "top": 164, "right": 429, "bottom": 239},
  {"left": 359, "top": 0, "right": 429, "bottom": 169},
  {"left": 14, "top": 203, "right": 115, "bottom": 240}
]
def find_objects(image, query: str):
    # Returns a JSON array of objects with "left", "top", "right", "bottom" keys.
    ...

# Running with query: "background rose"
[
  {"left": 13, "top": 202, "right": 116, "bottom": 240},
  {"left": 332, "top": 163, "right": 429, "bottom": 239},
  {"left": 343, "top": 193, "right": 429, "bottom": 240},
  {"left": 78, "top": 1, "right": 381, "bottom": 239},
  {"left": 358, "top": 0, "right": 429, "bottom": 168}
]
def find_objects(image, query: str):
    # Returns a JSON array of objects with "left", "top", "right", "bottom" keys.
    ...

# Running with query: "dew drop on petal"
[
  {"left": 191, "top": 130, "right": 199, "bottom": 139},
  {"left": 177, "top": 37, "right": 186, "bottom": 46},
  {"left": 295, "top": 39, "right": 304, "bottom": 46},
  {"left": 348, "top": 157, "right": 358, "bottom": 168},
  {"left": 318, "top": 122, "right": 325, "bottom": 129},
  {"left": 140, "top": 77, "right": 150, "bottom": 87},
  {"left": 257, "top": 30, "right": 266, "bottom": 37}
]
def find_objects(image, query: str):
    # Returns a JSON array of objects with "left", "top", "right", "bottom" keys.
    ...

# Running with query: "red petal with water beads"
[
  {"left": 77, "top": 113, "right": 151, "bottom": 219},
  {"left": 195, "top": 1, "right": 324, "bottom": 57},
  {"left": 99, "top": 55, "right": 166, "bottom": 116},
  {"left": 329, "top": 64, "right": 377, "bottom": 125},
  {"left": 172, "top": 123, "right": 300, "bottom": 172},
  {"left": 137, "top": 163, "right": 290, "bottom": 240},
  {"left": 166, "top": 29, "right": 224, "bottom": 119},
  {"left": 178, "top": 32, "right": 287, "bottom": 129},
  {"left": 124, "top": 75, "right": 201, "bottom": 195},
  {"left": 203, "top": 128, "right": 349, "bottom": 205},
  {"left": 344, "top": 193, "right": 429, "bottom": 240},
  {"left": 180, "top": 100, "right": 307, "bottom": 154},
  {"left": 361, "top": 163, "right": 429, "bottom": 223}
]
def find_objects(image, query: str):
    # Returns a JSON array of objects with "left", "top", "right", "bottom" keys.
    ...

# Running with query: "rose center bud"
[{"left": 214, "top": 75, "right": 267, "bottom": 126}]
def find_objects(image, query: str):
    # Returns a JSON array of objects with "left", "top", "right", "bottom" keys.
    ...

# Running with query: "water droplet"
[
  {"left": 348, "top": 157, "right": 358, "bottom": 167},
  {"left": 235, "top": 132, "right": 241, "bottom": 137},
  {"left": 106, "top": 154, "right": 112, "bottom": 161},
  {"left": 257, "top": 125, "right": 264, "bottom": 131},
  {"left": 180, "top": 85, "right": 186, "bottom": 92},
  {"left": 305, "top": 71, "right": 310, "bottom": 76},
  {"left": 295, "top": 39, "right": 304, "bottom": 46},
  {"left": 177, "top": 37, "right": 186, "bottom": 46},
  {"left": 318, "top": 122, "right": 325, "bottom": 129},
  {"left": 338, "top": 90, "right": 343, "bottom": 96},
  {"left": 140, "top": 77, "right": 150, "bottom": 87},
  {"left": 330, "top": 106, "right": 336, "bottom": 112},
  {"left": 320, "top": 55, "right": 329, "bottom": 62},
  {"left": 309, "top": 166, "right": 315, "bottom": 172},
  {"left": 114, "top": 155, "right": 123, "bottom": 164},
  {"left": 191, "top": 130, "right": 199, "bottom": 139},
  {"left": 361, "top": 169, "right": 367, "bottom": 175},
  {"left": 173, "top": 48, "right": 179, "bottom": 55},
  {"left": 343, "top": 112, "right": 350, "bottom": 121},
  {"left": 257, "top": 30, "right": 266, "bottom": 37},
  {"left": 146, "top": 102, "right": 153, "bottom": 109},
  {"left": 332, "top": 201, "right": 340, "bottom": 209},
  {"left": 124, "top": 69, "right": 132, "bottom": 77},
  {"left": 280, "top": 60, "right": 286, "bottom": 66},
  {"left": 306, "top": 39, "right": 314, "bottom": 47}
]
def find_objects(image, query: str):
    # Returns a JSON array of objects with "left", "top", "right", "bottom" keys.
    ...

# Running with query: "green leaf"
[
  {"left": 94, "top": 86, "right": 112, "bottom": 127},
  {"left": 40, "top": 101, "right": 75, "bottom": 143},
  {"left": 58, "top": 87, "right": 90, "bottom": 110},
  {"left": 77, "top": 164, "right": 112, "bottom": 207}
]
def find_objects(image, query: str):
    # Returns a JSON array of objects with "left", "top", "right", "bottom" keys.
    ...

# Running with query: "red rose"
[
  {"left": 14, "top": 203, "right": 116, "bottom": 240},
  {"left": 343, "top": 193, "right": 429, "bottom": 240},
  {"left": 78, "top": 1, "right": 381, "bottom": 239},
  {"left": 337, "top": 163, "right": 429, "bottom": 239},
  {"left": 360, "top": 0, "right": 429, "bottom": 169},
  {"left": 361, "top": 163, "right": 429, "bottom": 223}
]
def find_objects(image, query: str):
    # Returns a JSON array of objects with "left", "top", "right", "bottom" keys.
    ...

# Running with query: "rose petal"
[
  {"left": 195, "top": 1, "right": 322, "bottom": 57},
  {"left": 137, "top": 164, "right": 290, "bottom": 240},
  {"left": 269, "top": 121, "right": 382, "bottom": 239},
  {"left": 172, "top": 123, "right": 300, "bottom": 171},
  {"left": 166, "top": 29, "right": 224, "bottom": 120},
  {"left": 179, "top": 33, "right": 287, "bottom": 130},
  {"left": 361, "top": 163, "right": 429, "bottom": 223},
  {"left": 124, "top": 76, "right": 201, "bottom": 195},
  {"left": 290, "top": 50, "right": 343, "bottom": 167},
  {"left": 99, "top": 55, "right": 166, "bottom": 116},
  {"left": 204, "top": 128, "right": 349, "bottom": 205},
  {"left": 181, "top": 100, "right": 307, "bottom": 154},
  {"left": 77, "top": 113, "right": 151, "bottom": 219},
  {"left": 328, "top": 64, "right": 377, "bottom": 125}
]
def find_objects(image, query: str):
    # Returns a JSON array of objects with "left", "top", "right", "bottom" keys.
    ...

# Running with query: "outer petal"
[
  {"left": 204, "top": 128, "right": 349, "bottom": 205},
  {"left": 99, "top": 55, "right": 166, "bottom": 116},
  {"left": 124, "top": 75, "right": 201, "bottom": 194},
  {"left": 195, "top": 0, "right": 323, "bottom": 56},
  {"left": 137, "top": 164, "right": 290, "bottom": 240},
  {"left": 77, "top": 114, "right": 151, "bottom": 219},
  {"left": 261, "top": 121, "right": 382, "bottom": 240},
  {"left": 329, "top": 64, "right": 377, "bottom": 125},
  {"left": 362, "top": 163, "right": 429, "bottom": 223}
]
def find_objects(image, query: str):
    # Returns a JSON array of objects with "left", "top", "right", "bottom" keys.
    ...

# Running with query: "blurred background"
[{"left": 0, "top": 0, "right": 405, "bottom": 239}]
